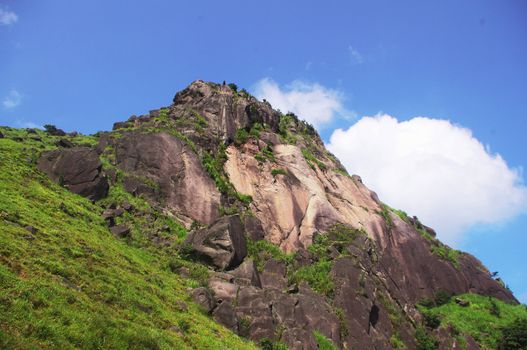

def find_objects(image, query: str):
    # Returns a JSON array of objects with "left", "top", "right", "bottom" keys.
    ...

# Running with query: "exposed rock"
[
  {"left": 184, "top": 215, "right": 247, "bottom": 270},
  {"left": 212, "top": 302, "right": 238, "bottom": 332},
  {"left": 208, "top": 279, "right": 238, "bottom": 304},
  {"left": 24, "top": 225, "right": 38, "bottom": 234},
  {"left": 110, "top": 224, "right": 130, "bottom": 238},
  {"left": 112, "top": 132, "right": 220, "bottom": 224},
  {"left": 37, "top": 147, "right": 109, "bottom": 201},
  {"left": 455, "top": 298, "right": 470, "bottom": 307},
  {"left": 229, "top": 258, "right": 261, "bottom": 288},
  {"left": 243, "top": 215, "right": 265, "bottom": 241},
  {"left": 191, "top": 287, "right": 215, "bottom": 313},
  {"left": 55, "top": 138, "right": 74, "bottom": 148},
  {"left": 44, "top": 125, "right": 66, "bottom": 136},
  {"left": 260, "top": 259, "right": 287, "bottom": 290}
]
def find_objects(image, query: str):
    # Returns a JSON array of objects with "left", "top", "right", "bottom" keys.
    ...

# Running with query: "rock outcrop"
[
  {"left": 111, "top": 132, "right": 221, "bottom": 225},
  {"left": 37, "top": 147, "right": 108, "bottom": 201},
  {"left": 35, "top": 80, "right": 519, "bottom": 349},
  {"left": 184, "top": 215, "right": 247, "bottom": 270}
]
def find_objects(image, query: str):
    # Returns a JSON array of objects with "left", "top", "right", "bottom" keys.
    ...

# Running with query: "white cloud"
[
  {"left": 253, "top": 78, "right": 353, "bottom": 127},
  {"left": 2, "top": 90, "right": 22, "bottom": 109},
  {"left": 327, "top": 114, "right": 527, "bottom": 246},
  {"left": 0, "top": 7, "right": 18, "bottom": 26},
  {"left": 348, "top": 46, "right": 364, "bottom": 64}
]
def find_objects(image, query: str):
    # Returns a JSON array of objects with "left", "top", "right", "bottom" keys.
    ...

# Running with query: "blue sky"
[{"left": 1, "top": 1, "right": 526, "bottom": 302}]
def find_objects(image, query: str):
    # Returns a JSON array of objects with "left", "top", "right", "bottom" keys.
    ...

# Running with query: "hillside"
[{"left": 1, "top": 81, "right": 526, "bottom": 350}]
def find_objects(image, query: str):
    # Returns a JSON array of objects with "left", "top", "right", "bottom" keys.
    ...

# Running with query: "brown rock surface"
[
  {"left": 112, "top": 132, "right": 220, "bottom": 224},
  {"left": 37, "top": 147, "right": 109, "bottom": 201}
]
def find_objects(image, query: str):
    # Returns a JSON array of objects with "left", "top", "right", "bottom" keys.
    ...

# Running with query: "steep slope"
[
  {"left": 1, "top": 81, "right": 525, "bottom": 350},
  {"left": 0, "top": 128, "right": 256, "bottom": 349}
]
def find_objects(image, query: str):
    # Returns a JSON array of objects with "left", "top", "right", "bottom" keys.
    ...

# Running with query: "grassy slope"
[
  {"left": 0, "top": 128, "right": 256, "bottom": 350},
  {"left": 421, "top": 294, "right": 527, "bottom": 349}
]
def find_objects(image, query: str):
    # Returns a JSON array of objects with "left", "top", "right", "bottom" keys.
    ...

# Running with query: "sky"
[{"left": 1, "top": 1, "right": 526, "bottom": 302}]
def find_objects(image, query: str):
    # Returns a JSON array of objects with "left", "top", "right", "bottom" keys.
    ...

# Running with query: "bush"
[
  {"left": 499, "top": 318, "right": 527, "bottom": 350},
  {"left": 234, "top": 128, "right": 249, "bottom": 145},
  {"left": 415, "top": 326, "right": 438, "bottom": 350},
  {"left": 434, "top": 290, "right": 452, "bottom": 306},
  {"left": 228, "top": 83, "right": 238, "bottom": 92},
  {"left": 423, "top": 311, "right": 441, "bottom": 329}
]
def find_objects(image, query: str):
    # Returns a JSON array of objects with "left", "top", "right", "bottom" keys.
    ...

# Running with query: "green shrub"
[
  {"left": 290, "top": 259, "right": 334, "bottom": 297},
  {"left": 234, "top": 128, "right": 249, "bottom": 145},
  {"left": 228, "top": 83, "right": 238, "bottom": 92},
  {"left": 415, "top": 326, "right": 438, "bottom": 350},
  {"left": 247, "top": 239, "right": 295, "bottom": 271},
  {"left": 423, "top": 311, "right": 441, "bottom": 329},
  {"left": 499, "top": 317, "right": 527, "bottom": 350},
  {"left": 434, "top": 290, "right": 452, "bottom": 306},
  {"left": 313, "top": 330, "right": 338, "bottom": 350}
]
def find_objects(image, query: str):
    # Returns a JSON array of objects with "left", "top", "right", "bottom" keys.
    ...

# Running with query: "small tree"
[{"left": 228, "top": 83, "right": 238, "bottom": 92}]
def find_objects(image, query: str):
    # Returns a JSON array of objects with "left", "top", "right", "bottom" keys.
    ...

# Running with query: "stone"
[
  {"left": 260, "top": 259, "right": 287, "bottom": 290},
  {"left": 212, "top": 302, "right": 238, "bottom": 332},
  {"left": 122, "top": 201, "right": 134, "bottom": 211},
  {"left": 208, "top": 279, "right": 238, "bottom": 304},
  {"left": 184, "top": 215, "right": 247, "bottom": 270},
  {"left": 191, "top": 287, "right": 215, "bottom": 313},
  {"left": 37, "top": 147, "right": 109, "bottom": 201},
  {"left": 24, "top": 225, "right": 38, "bottom": 234},
  {"left": 44, "top": 125, "right": 66, "bottom": 136},
  {"left": 110, "top": 224, "right": 130, "bottom": 237},
  {"left": 455, "top": 298, "right": 470, "bottom": 307},
  {"left": 55, "top": 138, "right": 74, "bottom": 148},
  {"left": 244, "top": 215, "right": 265, "bottom": 241},
  {"left": 229, "top": 258, "right": 261, "bottom": 287}
]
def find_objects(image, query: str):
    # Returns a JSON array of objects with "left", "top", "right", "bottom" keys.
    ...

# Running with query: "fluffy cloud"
[
  {"left": 2, "top": 90, "right": 22, "bottom": 109},
  {"left": 253, "top": 78, "right": 352, "bottom": 127},
  {"left": 0, "top": 7, "right": 18, "bottom": 26},
  {"left": 327, "top": 114, "right": 527, "bottom": 246}
]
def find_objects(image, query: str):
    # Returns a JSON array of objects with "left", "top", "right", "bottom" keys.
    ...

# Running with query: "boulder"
[
  {"left": 110, "top": 224, "right": 130, "bottom": 238},
  {"left": 229, "top": 258, "right": 261, "bottom": 287},
  {"left": 55, "top": 138, "right": 74, "bottom": 148},
  {"left": 191, "top": 287, "right": 215, "bottom": 313},
  {"left": 212, "top": 302, "right": 238, "bottom": 332},
  {"left": 37, "top": 147, "right": 109, "bottom": 201},
  {"left": 184, "top": 215, "right": 247, "bottom": 270},
  {"left": 43, "top": 125, "right": 66, "bottom": 136},
  {"left": 244, "top": 215, "right": 265, "bottom": 241}
]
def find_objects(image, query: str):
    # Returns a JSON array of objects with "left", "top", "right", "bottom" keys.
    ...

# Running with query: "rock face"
[
  {"left": 37, "top": 147, "right": 108, "bottom": 201},
  {"left": 171, "top": 80, "right": 280, "bottom": 143},
  {"left": 36, "top": 80, "right": 519, "bottom": 349},
  {"left": 112, "top": 132, "right": 221, "bottom": 225},
  {"left": 184, "top": 215, "right": 247, "bottom": 270}
]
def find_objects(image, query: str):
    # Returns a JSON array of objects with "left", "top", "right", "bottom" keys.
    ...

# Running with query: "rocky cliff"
[{"left": 2, "top": 80, "right": 522, "bottom": 350}]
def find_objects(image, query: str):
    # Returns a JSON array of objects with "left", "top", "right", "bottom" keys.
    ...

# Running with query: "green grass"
[
  {"left": 301, "top": 148, "right": 327, "bottom": 171},
  {"left": 271, "top": 168, "right": 287, "bottom": 177},
  {"left": 247, "top": 239, "right": 295, "bottom": 271},
  {"left": 313, "top": 330, "right": 338, "bottom": 350},
  {"left": 418, "top": 293, "right": 527, "bottom": 349},
  {"left": 0, "top": 135, "right": 257, "bottom": 349}
]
